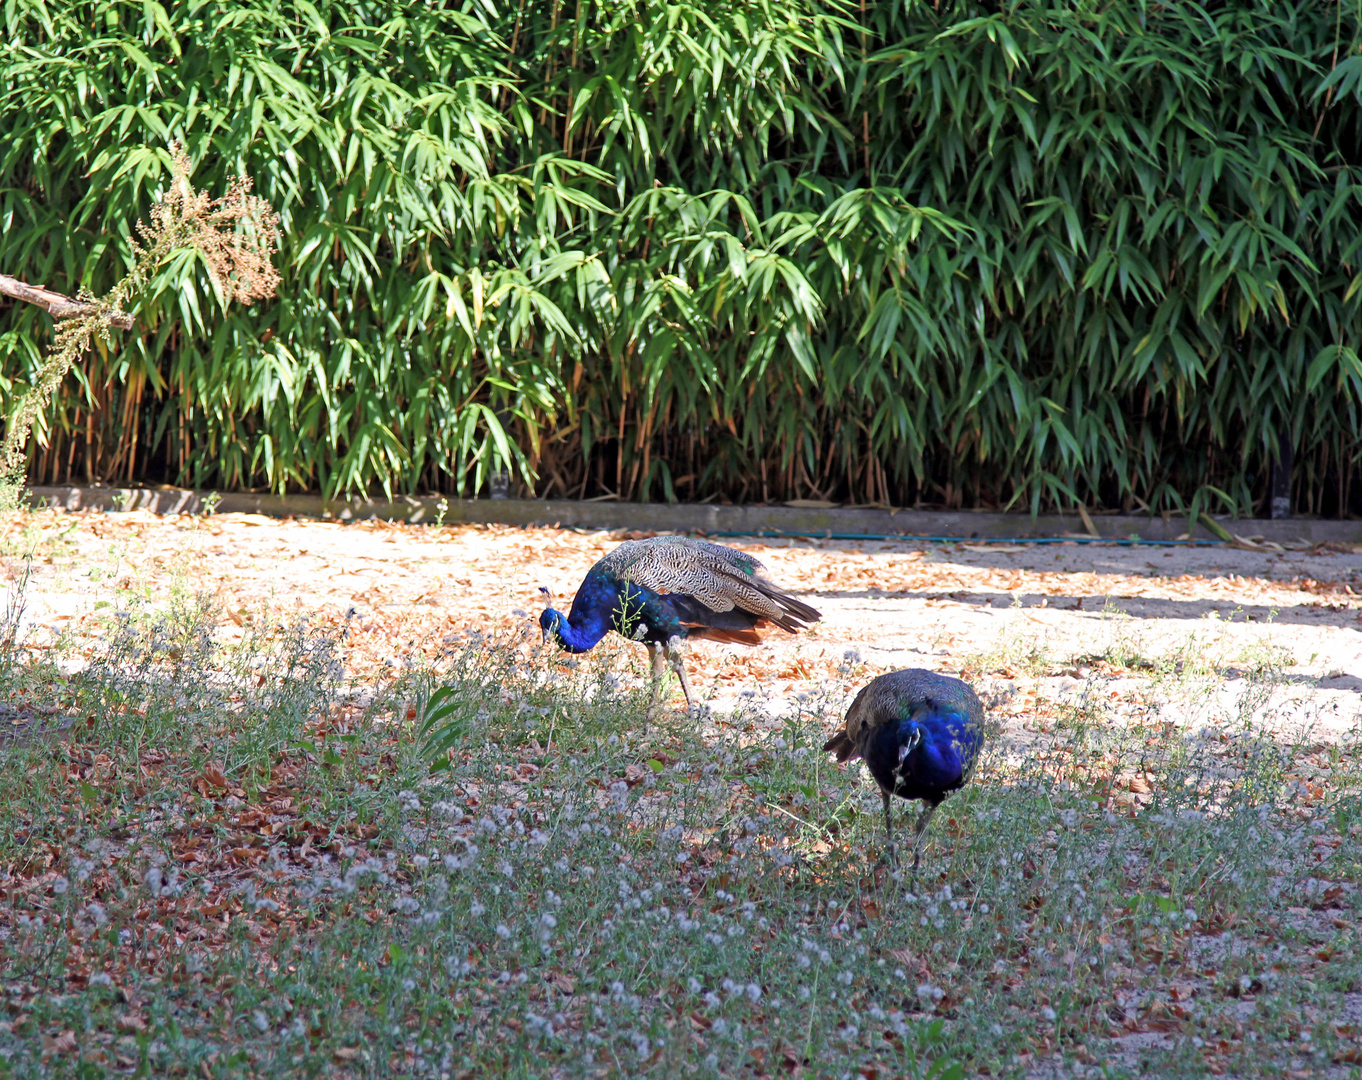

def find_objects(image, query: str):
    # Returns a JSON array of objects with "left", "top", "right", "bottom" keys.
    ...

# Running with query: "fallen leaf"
[
  {"left": 200, "top": 762, "right": 229, "bottom": 791},
  {"left": 623, "top": 764, "right": 648, "bottom": 786},
  {"left": 547, "top": 972, "right": 575, "bottom": 995}
]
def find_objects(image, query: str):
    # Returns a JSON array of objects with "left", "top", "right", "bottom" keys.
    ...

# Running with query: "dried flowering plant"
[{"left": 0, "top": 145, "right": 280, "bottom": 499}]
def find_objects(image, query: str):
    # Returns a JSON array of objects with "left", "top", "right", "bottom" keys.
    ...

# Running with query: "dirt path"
[{"left": 4, "top": 509, "right": 1360, "bottom": 739}]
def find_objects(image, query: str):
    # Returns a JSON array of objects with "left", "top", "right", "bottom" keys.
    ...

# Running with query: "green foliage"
[
  {"left": 0, "top": 144, "right": 279, "bottom": 503},
  {"left": 2, "top": 0, "right": 1361, "bottom": 514},
  {"left": 419, "top": 682, "right": 472, "bottom": 770}
]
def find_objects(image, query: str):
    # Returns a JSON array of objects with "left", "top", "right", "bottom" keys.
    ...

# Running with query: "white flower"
[{"left": 495, "top": 924, "right": 512, "bottom": 940}]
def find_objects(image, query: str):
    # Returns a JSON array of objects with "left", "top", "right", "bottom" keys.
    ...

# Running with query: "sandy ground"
[{"left": 3, "top": 508, "right": 1360, "bottom": 742}]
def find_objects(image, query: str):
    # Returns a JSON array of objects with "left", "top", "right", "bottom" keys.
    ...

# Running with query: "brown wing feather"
[
  {"left": 821, "top": 683, "right": 876, "bottom": 761},
  {"left": 686, "top": 626, "right": 764, "bottom": 645},
  {"left": 821, "top": 729, "right": 858, "bottom": 762}
]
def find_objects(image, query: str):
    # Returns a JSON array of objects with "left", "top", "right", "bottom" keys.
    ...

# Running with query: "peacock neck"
[
  {"left": 877, "top": 714, "right": 964, "bottom": 788},
  {"left": 912, "top": 714, "right": 971, "bottom": 783},
  {"left": 552, "top": 607, "right": 611, "bottom": 653}
]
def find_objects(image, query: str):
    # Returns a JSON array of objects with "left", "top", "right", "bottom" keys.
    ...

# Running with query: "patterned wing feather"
[{"left": 603, "top": 536, "right": 819, "bottom": 631}]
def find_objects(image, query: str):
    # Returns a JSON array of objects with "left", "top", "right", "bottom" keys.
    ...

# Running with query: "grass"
[{"left": 0, "top": 566, "right": 1358, "bottom": 1078}]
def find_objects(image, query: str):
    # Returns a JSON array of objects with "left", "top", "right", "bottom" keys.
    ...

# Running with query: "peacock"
[
  {"left": 823, "top": 669, "right": 984, "bottom": 881},
  {"left": 539, "top": 535, "right": 820, "bottom": 710}
]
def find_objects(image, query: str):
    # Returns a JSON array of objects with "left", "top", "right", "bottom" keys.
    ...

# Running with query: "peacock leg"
[
  {"left": 667, "top": 646, "right": 697, "bottom": 712},
  {"left": 882, "top": 789, "right": 898, "bottom": 870},
  {"left": 640, "top": 643, "right": 665, "bottom": 721},
  {"left": 909, "top": 801, "right": 938, "bottom": 884}
]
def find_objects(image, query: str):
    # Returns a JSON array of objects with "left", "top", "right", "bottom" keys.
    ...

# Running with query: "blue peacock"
[
  {"left": 823, "top": 669, "right": 984, "bottom": 880},
  {"left": 539, "top": 535, "right": 821, "bottom": 710}
]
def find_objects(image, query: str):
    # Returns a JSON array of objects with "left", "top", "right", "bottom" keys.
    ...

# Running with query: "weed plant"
[{"left": 0, "top": 583, "right": 1356, "bottom": 1078}]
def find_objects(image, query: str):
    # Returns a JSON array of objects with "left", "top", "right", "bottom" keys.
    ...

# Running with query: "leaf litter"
[{"left": 0, "top": 507, "right": 1357, "bottom": 1078}]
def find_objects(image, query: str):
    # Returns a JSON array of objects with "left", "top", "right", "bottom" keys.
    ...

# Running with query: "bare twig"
[{"left": 0, "top": 273, "right": 133, "bottom": 329}]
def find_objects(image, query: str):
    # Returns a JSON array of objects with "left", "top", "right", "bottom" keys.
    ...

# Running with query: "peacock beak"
[
  {"left": 538, "top": 587, "right": 553, "bottom": 646},
  {"left": 897, "top": 726, "right": 924, "bottom": 763}
]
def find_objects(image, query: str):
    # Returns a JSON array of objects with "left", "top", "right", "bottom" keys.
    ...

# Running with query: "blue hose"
[{"left": 703, "top": 530, "right": 1223, "bottom": 546}]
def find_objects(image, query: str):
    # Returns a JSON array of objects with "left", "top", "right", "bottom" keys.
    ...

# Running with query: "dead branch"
[{"left": 0, "top": 273, "right": 133, "bottom": 329}]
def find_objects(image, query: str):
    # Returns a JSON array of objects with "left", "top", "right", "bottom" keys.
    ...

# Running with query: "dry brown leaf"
[
  {"left": 623, "top": 764, "right": 648, "bottom": 787},
  {"left": 547, "top": 972, "right": 575, "bottom": 995},
  {"left": 201, "top": 762, "right": 229, "bottom": 791}
]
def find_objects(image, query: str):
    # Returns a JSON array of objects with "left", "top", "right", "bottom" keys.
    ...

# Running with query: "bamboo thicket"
[{"left": 2, "top": 0, "right": 1360, "bottom": 516}]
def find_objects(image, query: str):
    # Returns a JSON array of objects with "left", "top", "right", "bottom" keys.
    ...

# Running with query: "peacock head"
[
  {"left": 538, "top": 587, "right": 564, "bottom": 646},
  {"left": 896, "top": 722, "right": 925, "bottom": 765}
]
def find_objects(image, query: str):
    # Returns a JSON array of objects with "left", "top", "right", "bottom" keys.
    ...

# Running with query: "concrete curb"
[{"left": 22, "top": 485, "right": 1362, "bottom": 545}]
